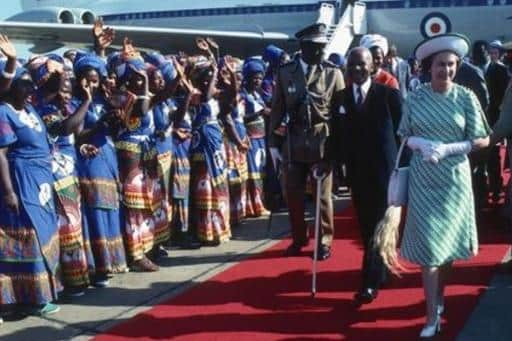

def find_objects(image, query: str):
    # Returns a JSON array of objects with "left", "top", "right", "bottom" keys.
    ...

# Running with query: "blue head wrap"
[
  {"left": 115, "top": 59, "right": 146, "bottom": 84},
  {"left": 160, "top": 62, "right": 176, "bottom": 84},
  {"left": 242, "top": 57, "right": 266, "bottom": 80},
  {"left": 144, "top": 52, "right": 177, "bottom": 84},
  {"left": 144, "top": 52, "right": 167, "bottom": 68},
  {"left": 74, "top": 52, "right": 107, "bottom": 78},
  {"left": 328, "top": 53, "right": 345, "bottom": 68},
  {"left": 263, "top": 44, "right": 284, "bottom": 68},
  {"left": 107, "top": 52, "right": 122, "bottom": 74},
  {"left": 46, "top": 53, "right": 65, "bottom": 64}
]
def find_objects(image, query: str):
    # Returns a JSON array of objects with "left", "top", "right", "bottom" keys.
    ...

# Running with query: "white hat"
[
  {"left": 360, "top": 34, "right": 389, "bottom": 56},
  {"left": 489, "top": 40, "right": 503, "bottom": 50},
  {"left": 414, "top": 33, "right": 470, "bottom": 62}
]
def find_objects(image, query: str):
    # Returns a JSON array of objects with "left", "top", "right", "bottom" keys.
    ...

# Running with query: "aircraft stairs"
[{"left": 317, "top": 1, "right": 368, "bottom": 58}]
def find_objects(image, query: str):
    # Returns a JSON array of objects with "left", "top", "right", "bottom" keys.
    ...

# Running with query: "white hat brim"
[
  {"left": 301, "top": 37, "right": 328, "bottom": 44},
  {"left": 502, "top": 41, "right": 512, "bottom": 51},
  {"left": 414, "top": 34, "right": 469, "bottom": 62}
]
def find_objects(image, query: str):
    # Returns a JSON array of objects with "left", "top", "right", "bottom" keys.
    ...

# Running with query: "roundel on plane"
[{"left": 420, "top": 12, "right": 452, "bottom": 38}]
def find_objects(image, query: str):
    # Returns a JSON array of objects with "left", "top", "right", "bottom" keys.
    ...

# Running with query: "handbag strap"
[{"left": 394, "top": 138, "right": 408, "bottom": 170}]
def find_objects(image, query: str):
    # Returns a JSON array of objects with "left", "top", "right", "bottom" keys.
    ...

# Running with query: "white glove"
[
  {"left": 430, "top": 141, "right": 472, "bottom": 163},
  {"left": 407, "top": 136, "right": 440, "bottom": 162},
  {"left": 269, "top": 147, "right": 282, "bottom": 169}
]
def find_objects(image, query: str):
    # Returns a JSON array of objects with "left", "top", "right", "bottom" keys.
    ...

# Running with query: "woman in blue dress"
[
  {"left": 31, "top": 58, "right": 93, "bottom": 296},
  {"left": 115, "top": 57, "right": 169, "bottom": 271},
  {"left": 73, "top": 53, "right": 128, "bottom": 285},
  {"left": 219, "top": 61, "right": 249, "bottom": 226},
  {"left": 0, "top": 66, "right": 61, "bottom": 315},
  {"left": 189, "top": 61, "right": 231, "bottom": 244},
  {"left": 241, "top": 58, "right": 269, "bottom": 217},
  {"left": 146, "top": 54, "right": 179, "bottom": 245},
  {"left": 171, "top": 91, "right": 202, "bottom": 248}
]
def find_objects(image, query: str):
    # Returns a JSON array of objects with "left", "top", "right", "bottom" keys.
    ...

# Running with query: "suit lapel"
[
  {"left": 346, "top": 85, "right": 356, "bottom": 114},
  {"left": 360, "top": 81, "right": 376, "bottom": 114}
]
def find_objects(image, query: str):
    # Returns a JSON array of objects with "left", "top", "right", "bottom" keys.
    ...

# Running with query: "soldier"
[{"left": 269, "top": 23, "right": 345, "bottom": 260}]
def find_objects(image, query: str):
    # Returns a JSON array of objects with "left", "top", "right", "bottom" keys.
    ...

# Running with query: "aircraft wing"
[{"left": 0, "top": 21, "right": 295, "bottom": 56}]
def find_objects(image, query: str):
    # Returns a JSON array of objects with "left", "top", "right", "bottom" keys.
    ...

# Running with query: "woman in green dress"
[{"left": 397, "top": 34, "right": 490, "bottom": 338}]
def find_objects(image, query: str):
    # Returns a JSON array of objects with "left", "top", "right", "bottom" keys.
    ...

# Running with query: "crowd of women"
[{"left": 0, "top": 21, "right": 287, "bottom": 316}]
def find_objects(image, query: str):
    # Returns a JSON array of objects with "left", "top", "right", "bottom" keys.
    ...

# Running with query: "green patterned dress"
[{"left": 398, "top": 83, "right": 490, "bottom": 266}]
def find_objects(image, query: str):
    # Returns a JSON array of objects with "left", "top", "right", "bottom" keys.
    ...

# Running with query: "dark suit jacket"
[
  {"left": 332, "top": 82, "right": 402, "bottom": 230},
  {"left": 485, "top": 62, "right": 510, "bottom": 125},
  {"left": 453, "top": 61, "right": 490, "bottom": 111}
]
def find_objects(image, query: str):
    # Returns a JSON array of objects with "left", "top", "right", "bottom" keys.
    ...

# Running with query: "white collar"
[{"left": 352, "top": 77, "right": 372, "bottom": 100}]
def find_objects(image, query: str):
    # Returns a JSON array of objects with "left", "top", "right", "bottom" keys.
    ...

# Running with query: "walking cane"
[{"left": 312, "top": 168, "right": 324, "bottom": 297}]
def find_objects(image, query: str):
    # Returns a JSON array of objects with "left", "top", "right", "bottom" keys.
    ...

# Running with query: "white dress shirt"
[{"left": 352, "top": 77, "right": 372, "bottom": 105}]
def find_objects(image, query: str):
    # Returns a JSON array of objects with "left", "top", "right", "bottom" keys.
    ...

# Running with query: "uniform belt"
[{"left": 289, "top": 121, "right": 328, "bottom": 130}]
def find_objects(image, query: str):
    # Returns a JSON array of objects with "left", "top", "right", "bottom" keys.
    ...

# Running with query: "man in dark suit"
[
  {"left": 332, "top": 47, "right": 402, "bottom": 305},
  {"left": 472, "top": 40, "right": 510, "bottom": 200},
  {"left": 451, "top": 57, "right": 490, "bottom": 211}
]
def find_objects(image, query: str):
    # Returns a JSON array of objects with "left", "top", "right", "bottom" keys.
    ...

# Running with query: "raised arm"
[
  {"left": 0, "top": 35, "right": 17, "bottom": 94},
  {"left": 92, "top": 18, "right": 115, "bottom": 58}
]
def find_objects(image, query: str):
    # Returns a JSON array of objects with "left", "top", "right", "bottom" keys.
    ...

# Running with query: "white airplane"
[{"left": 0, "top": 0, "right": 510, "bottom": 57}]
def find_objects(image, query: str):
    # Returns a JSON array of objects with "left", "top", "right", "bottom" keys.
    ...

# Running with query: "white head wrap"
[{"left": 360, "top": 34, "right": 389, "bottom": 56}]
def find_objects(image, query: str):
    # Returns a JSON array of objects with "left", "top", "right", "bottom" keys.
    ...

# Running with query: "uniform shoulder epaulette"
[{"left": 280, "top": 59, "right": 296, "bottom": 68}]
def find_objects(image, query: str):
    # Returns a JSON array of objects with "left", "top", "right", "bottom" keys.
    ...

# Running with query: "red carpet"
[{"left": 96, "top": 206, "right": 509, "bottom": 340}]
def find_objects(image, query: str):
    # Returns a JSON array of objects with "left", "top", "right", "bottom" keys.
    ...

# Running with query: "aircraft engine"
[
  {"left": 6, "top": 7, "right": 77, "bottom": 24},
  {"left": 71, "top": 9, "right": 96, "bottom": 25}
]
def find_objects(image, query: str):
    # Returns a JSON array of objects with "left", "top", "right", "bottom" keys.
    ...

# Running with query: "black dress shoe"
[
  {"left": 284, "top": 243, "right": 305, "bottom": 257},
  {"left": 354, "top": 288, "right": 378, "bottom": 306},
  {"left": 312, "top": 244, "right": 331, "bottom": 261}
]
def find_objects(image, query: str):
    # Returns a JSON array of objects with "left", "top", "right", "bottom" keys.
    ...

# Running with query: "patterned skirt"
[
  {"left": 225, "top": 139, "right": 248, "bottom": 225},
  {"left": 155, "top": 136, "right": 173, "bottom": 222},
  {"left": 54, "top": 176, "right": 90, "bottom": 288},
  {"left": 245, "top": 137, "right": 268, "bottom": 217},
  {"left": 79, "top": 147, "right": 127, "bottom": 275},
  {"left": 82, "top": 205, "right": 127, "bottom": 274},
  {"left": 171, "top": 136, "right": 191, "bottom": 233},
  {"left": 190, "top": 156, "right": 231, "bottom": 244},
  {"left": 117, "top": 145, "right": 170, "bottom": 261},
  {"left": 0, "top": 158, "right": 61, "bottom": 305}
]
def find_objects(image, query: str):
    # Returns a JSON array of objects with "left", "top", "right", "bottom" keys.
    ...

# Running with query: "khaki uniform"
[{"left": 269, "top": 56, "right": 345, "bottom": 246}]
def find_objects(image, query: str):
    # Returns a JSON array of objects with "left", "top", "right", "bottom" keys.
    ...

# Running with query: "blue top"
[
  {"left": 36, "top": 101, "right": 76, "bottom": 153},
  {"left": 0, "top": 103, "right": 51, "bottom": 160},
  {"left": 153, "top": 99, "right": 176, "bottom": 131},
  {"left": 118, "top": 107, "right": 155, "bottom": 144},
  {"left": 71, "top": 95, "right": 114, "bottom": 148},
  {"left": 36, "top": 100, "right": 79, "bottom": 181}
]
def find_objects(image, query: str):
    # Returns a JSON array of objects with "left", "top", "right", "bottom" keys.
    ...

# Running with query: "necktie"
[{"left": 356, "top": 86, "right": 364, "bottom": 110}]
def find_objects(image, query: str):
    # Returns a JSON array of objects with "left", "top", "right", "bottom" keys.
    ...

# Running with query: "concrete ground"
[{"left": 0, "top": 197, "right": 511, "bottom": 341}]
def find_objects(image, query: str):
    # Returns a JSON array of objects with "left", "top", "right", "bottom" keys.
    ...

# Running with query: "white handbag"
[{"left": 387, "top": 139, "right": 409, "bottom": 206}]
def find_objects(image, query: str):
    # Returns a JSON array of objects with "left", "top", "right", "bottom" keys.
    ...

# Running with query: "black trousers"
[{"left": 351, "top": 185, "right": 389, "bottom": 290}]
